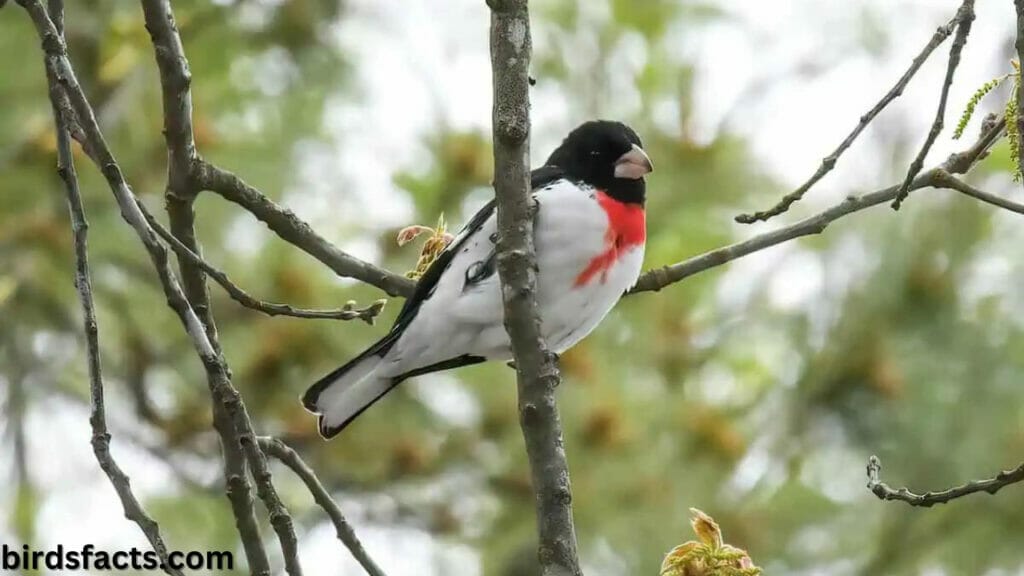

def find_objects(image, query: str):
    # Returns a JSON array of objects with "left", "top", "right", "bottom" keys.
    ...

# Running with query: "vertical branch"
[
  {"left": 487, "top": 1, "right": 582, "bottom": 575},
  {"left": 141, "top": 0, "right": 196, "bottom": 187},
  {"left": 140, "top": 0, "right": 208, "bottom": 328},
  {"left": 44, "top": 3, "right": 179, "bottom": 571},
  {"left": 138, "top": 0, "right": 271, "bottom": 572}
]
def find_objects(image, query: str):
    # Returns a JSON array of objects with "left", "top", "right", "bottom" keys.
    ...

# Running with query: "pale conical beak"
[{"left": 613, "top": 144, "right": 653, "bottom": 179}]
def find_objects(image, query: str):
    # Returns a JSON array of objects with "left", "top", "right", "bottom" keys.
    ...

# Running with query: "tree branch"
[
  {"left": 139, "top": 202, "right": 387, "bottom": 322},
  {"left": 150, "top": 0, "right": 413, "bottom": 309},
  {"left": 43, "top": 2, "right": 179, "bottom": 571},
  {"left": 138, "top": 0, "right": 272, "bottom": 572},
  {"left": 932, "top": 170, "right": 1024, "bottom": 214},
  {"left": 892, "top": 0, "right": 975, "bottom": 209},
  {"left": 258, "top": 438, "right": 389, "bottom": 576},
  {"left": 488, "top": 1, "right": 582, "bottom": 575},
  {"left": 194, "top": 160, "right": 416, "bottom": 298},
  {"left": 866, "top": 455, "right": 1024, "bottom": 507},
  {"left": 19, "top": 3, "right": 303, "bottom": 574},
  {"left": 735, "top": 7, "right": 963, "bottom": 223},
  {"left": 631, "top": 117, "right": 1006, "bottom": 294},
  {"left": 141, "top": 0, "right": 196, "bottom": 193}
]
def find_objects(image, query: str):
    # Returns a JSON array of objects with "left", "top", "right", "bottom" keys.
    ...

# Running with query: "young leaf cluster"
[
  {"left": 661, "top": 509, "right": 761, "bottom": 576},
  {"left": 954, "top": 61, "right": 1020, "bottom": 181}
]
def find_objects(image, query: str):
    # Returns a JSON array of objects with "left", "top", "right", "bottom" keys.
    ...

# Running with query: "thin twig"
[
  {"left": 488, "top": 1, "right": 582, "bottom": 575},
  {"left": 866, "top": 455, "right": 1024, "bottom": 507},
  {"left": 932, "top": 170, "right": 1024, "bottom": 214},
  {"left": 735, "top": 10, "right": 962, "bottom": 224},
  {"left": 258, "top": 438, "right": 389, "bottom": 576},
  {"left": 139, "top": 202, "right": 387, "bottom": 322},
  {"left": 892, "top": 0, "right": 975, "bottom": 209},
  {"left": 18, "top": 3, "right": 305, "bottom": 574},
  {"left": 631, "top": 117, "right": 1005, "bottom": 294},
  {"left": 43, "top": 2, "right": 180, "bottom": 571},
  {"left": 194, "top": 160, "right": 416, "bottom": 298}
]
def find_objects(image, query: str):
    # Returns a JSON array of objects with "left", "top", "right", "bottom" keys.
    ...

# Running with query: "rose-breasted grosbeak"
[{"left": 304, "top": 120, "right": 653, "bottom": 438}]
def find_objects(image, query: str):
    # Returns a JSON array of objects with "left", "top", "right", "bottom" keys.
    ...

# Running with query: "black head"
[{"left": 545, "top": 120, "right": 652, "bottom": 205}]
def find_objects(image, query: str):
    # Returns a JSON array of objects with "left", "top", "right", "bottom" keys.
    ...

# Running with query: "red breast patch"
[{"left": 574, "top": 191, "right": 646, "bottom": 287}]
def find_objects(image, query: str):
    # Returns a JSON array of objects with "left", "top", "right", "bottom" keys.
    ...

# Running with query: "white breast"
[{"left": 534, "top": 183, "right": 644, "bottom": 353}]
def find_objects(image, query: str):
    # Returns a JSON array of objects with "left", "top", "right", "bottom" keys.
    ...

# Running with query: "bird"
[{"left": 303, "top": 120, "right": 653, "bottom": 438}]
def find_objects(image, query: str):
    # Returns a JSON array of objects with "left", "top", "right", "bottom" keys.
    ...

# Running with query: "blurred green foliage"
[{"left": 3, "top": 1, "right": 1024, "bottom": 575}]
